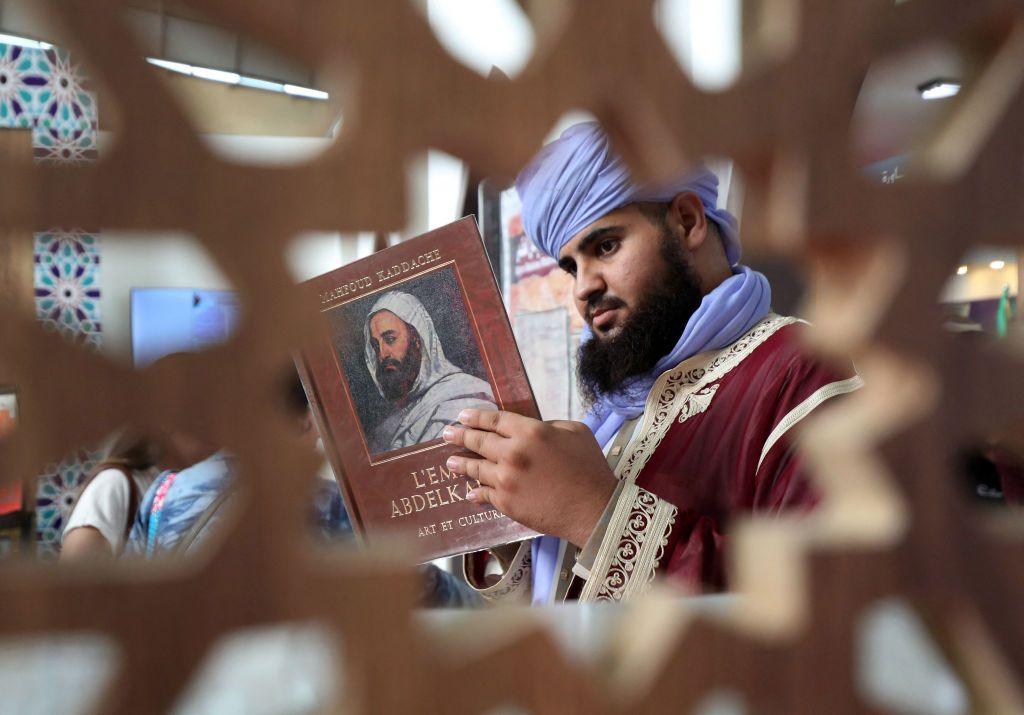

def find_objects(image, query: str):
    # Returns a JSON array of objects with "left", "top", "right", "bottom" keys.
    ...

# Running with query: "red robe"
[
  {"left": 464, "top": 314, "right": 861, "bottom": 603},
  {"left": 575, "top": 314, "right": 860, "bottom": 601}
]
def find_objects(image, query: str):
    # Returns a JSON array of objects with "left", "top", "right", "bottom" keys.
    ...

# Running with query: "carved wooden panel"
[{"left": 0, "top": 0, "right": 1022, "bottom": 712}]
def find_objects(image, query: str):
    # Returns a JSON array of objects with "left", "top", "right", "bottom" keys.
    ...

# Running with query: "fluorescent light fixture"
[
  {"left": 0, "top": 32, "right": 52, "bottom": 50},
  {"left": 990, "top": 260, "right": 1006, "bottom": 270},
  {"left": 147, "top": 58, "right": 192, "bottom": 75},
  {"left": 918, "top": 79, "right": 961, "bottom": 100},
  {"left": 284, "top": 84, "right": 329, "bottom": 100},
  {"left": 145, "top": 57, "right": 329, "bottom": 99},
  {"left": 0, "top": 41, "right": 328, "bottom": 99},
  {"left": 238, "top": 76, "right": 284, "bottom": 92},
  {"left": 956, "top": 265, "right": 968, "bottom": 275},
  {"left": 190, "top": 66, "right": 240, "bottom": 84}
]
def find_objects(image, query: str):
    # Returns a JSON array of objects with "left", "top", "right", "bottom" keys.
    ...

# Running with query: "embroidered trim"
[
  {"left": 579, "top": 484, "right": 678, "bottom": 603},
  {"left": 756, "top": 374, "right": 865, "bottom": 472},
  {"left": 677, "top": 383, "right": 719, "bottom": 423},
  {"left": 465, "top": 541, "right": 532, "bottom": 602},
  {"left": 616, "top": 314, "right": 798, "bottom": 485},
  {"left": 580, "top": 314, "right": 794, "bottom": 602}
]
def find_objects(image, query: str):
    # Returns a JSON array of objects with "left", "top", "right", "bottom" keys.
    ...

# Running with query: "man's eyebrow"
[
  {"left": 575, "top": 225, "right": 624, "bottom": 255},
  {"left": 557, "top": 225, "right": 625, "bottom": 271}
]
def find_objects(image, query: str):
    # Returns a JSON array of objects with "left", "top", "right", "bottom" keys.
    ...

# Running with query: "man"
[
  {"left": 364, "top": 291, "right": 496, "bottom": 454},
  {"left": 444, "top": 122, "right": 862, "bottom": 603},
  {"left": 124, "top": 362, "right": 348, "bottom": 558}
]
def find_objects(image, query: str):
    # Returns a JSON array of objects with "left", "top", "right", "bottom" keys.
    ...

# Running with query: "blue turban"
[{"left": 515, "top": 121, "right": 741, "bottom": 265}]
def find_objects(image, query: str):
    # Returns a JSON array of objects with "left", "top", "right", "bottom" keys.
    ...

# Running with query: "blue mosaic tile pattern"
[
  {"left": 0, "top": 44, "right": 44, "bottom": 128},
  {"left": 0, "top": 43, "right": 102, "bottom": 552},
  {"left": 34, "top": 230, "right": 102, "bottom": 346},
  {"left": 35, "top": 448, "right": 102, "bottom": 555}
]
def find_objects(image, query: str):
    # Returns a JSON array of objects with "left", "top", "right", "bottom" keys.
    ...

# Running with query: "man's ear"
[{"left": 667, "top": 192, "right": 708, "bottom": 251}]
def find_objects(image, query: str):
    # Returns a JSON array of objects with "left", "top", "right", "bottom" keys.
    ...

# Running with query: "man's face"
[
  {"left": 558, "top": 204, "right": 675, "bottom": 339},
  {"left": 558, "top": 204, "right": 704, "bottom": 403},
  {"left": 369, "top": 310, "right": 422, "bottom": 402}
]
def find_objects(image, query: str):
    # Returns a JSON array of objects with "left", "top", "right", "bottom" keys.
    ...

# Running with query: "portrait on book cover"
[{"left": 327, "top": 266, "right": 497, "bottom": 457}]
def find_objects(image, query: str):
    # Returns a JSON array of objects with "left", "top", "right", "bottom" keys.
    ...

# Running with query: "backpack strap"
[
  {"left": 171, "top": 489, "right": 233, "bottom": 557},
  {"left": 123, "top": 472, "right": 139, "bottom": 541},
  {"left": 145, "top": 471, "right": 177, "bottom": 557}
]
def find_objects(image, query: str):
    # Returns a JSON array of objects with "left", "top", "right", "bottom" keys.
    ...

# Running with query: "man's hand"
[{"left": 442, "top": 409, "right": 617, "bottom": 547}]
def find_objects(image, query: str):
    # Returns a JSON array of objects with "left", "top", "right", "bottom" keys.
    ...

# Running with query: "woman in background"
[{"left": 60, "top": 432, "right": 162, "bottom": 559}]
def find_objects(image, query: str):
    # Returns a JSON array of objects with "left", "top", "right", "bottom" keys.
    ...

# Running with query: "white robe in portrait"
[{"left": 364, "top": 291, "right": 496, "bottom": 454}]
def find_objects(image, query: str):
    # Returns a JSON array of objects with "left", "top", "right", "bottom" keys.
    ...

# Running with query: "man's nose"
[{"left": 573, "top": 261, "right": 605, "bottom": 305}]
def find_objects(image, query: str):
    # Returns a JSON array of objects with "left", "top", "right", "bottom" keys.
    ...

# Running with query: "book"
[{"left": 299, "top": 217, "right": 539, "bottom": 561}]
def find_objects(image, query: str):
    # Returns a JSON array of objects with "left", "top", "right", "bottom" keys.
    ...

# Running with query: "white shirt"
[{"left": 62, "top": 467, "right": 159, "bottom": 555}]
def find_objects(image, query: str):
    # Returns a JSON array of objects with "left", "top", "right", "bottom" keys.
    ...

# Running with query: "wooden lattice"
[{"left": 1, "top": 0, "right": 1023, "bottom": 712}]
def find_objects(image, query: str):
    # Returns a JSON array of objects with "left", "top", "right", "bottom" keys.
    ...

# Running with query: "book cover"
[{"left": 299, "top": 217, "right": 539, "bottom": 561}]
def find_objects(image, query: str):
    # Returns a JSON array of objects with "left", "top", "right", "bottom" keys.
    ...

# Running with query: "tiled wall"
[{"left": 0, "top": 43, "right": 101, "bottom": 553}]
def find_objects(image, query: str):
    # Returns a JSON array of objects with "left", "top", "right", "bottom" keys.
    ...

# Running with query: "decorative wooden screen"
[{"left": 0, "top": 0, "right": 1022, "bottom": 712}]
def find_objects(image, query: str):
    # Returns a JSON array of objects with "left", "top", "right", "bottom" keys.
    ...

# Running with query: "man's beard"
[
  {"left": 577, "top": 231, "right": 704, "bottom": 407},
  {"left": 377, "top": 336, "right": 423, "bottom": 404}
]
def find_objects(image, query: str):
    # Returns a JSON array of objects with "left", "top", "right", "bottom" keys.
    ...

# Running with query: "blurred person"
[
  {"left": 123, "top": 367, "right": 479, "bottom": 606},
  {"left": 292, "top": 374, "right": 353, "bottom": 545},
  {"left": 61, "top": 431, "right": 162, "bottom": 559},
  {"left": 124, "top": 425, "right": 232, "bottom": 558},
  {"left": 448, "top": 122, "right": 863, "bottom": 603}
]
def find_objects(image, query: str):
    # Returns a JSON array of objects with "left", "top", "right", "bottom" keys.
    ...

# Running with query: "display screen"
[{"left": 130, "top": 288, "right": 241, "bottom": 368}]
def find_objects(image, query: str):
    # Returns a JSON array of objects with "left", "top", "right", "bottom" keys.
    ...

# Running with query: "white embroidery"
[
  {"left": 583, "top": 314, "right": 798, "bottom": 602},
  {"left": 616, "top": 314, "right": 797, "bottom": 485},
  {"left": 756, "top": 374, "right": 865, "bottom": 472},
  {"left": 580, "top": 483, "right": 677, "bottom": 603},
  {"left": 677, "top": 383, "right": 719, "bottom": 423}
]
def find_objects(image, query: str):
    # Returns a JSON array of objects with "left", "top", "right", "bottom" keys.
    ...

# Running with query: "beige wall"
[
  {"left": 99, "top": 72, "right": 340, "bottom": 137},
  {"left": 940, "top": 260, "right": 1019, "bottom": 303}
]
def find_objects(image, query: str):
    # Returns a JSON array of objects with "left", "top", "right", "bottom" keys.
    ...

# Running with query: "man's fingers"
[
  {"left": 443, "top": 424, "right": 504, "bottom": 458},
  {"left": 458, "top": 408, "right": 535, "bottom": 437},
  {"left": 467, "top": 484, "right": 495, "bottom": 506},
  {"left": 445, "top": 455, "right": 497, "bottom": 486}
]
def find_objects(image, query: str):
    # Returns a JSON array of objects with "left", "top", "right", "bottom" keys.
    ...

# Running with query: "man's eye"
[
  {"left": 597, "top": 239, "right": 619, "bottom": 256},
  {"left": 560, "top": 261, "right": 577, "bottom": 277},
  {"left": 385, "top": 335, "right": 397, "bottom": 345}
]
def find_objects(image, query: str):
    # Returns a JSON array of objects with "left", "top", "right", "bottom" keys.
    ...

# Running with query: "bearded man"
[
  {"left": 364, "top": 291, "right": 496, "bottom": 454},
  {"left": 445, "top": 122, "right": 862, "bottom": 603}
]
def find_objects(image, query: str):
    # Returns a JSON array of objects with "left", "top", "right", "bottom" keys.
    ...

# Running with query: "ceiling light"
[
  {"left": 190, "top": 66, "right": 240, "bottom": 84},
  {"left": 284, "top": 84, "right": 329, "bottom": 100},
  {"left": 990, "top": 260, "right": 1006, "bottom": 270},
  {"left": 146, "top": 58, "right": 192, "bottom": 75},
  {"left": 0, "top": 33, "right": 52, "bottom": 50},
  {"left": 956, "top": 265, "right": 968, "bottom": 275},
  {"left": 145, "top": 58, "right": 328, "bottom": 99},
  {"left": 238, "top": 76, "right": 284, "bottom": 92},
  {"left": 0, "top": 36, "right": 329, "bottom": 101},
  {"left": 918, "top": 79, "right": 961, "bottom": 100}
]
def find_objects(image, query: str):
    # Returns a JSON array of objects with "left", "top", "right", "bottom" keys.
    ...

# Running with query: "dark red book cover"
[{"left": 299, "top": 217, "right": 539, "bottom": 561}]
